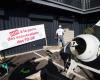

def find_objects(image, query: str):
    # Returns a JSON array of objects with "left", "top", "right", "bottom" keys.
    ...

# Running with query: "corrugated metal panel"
[
  {"left": 0, "top": 10, "right": 56, "bottom": 56},
  {"left": 30, "top": 19, "right": 54, "bottom": 46},
  {"left": 62, "top": 0, "right": 82, "bottom": 9},
  {"left": 3, "top": 12, "right": 32, "bottom": 55},
  {"left": 0, "top": 8, "right": 89, "bottom": 56},
  {"left": 0, "top": 16, "right": 4, "bottom": 30},
  {"left": 90, "top": 0, "right": 100, "bottom": 8}
]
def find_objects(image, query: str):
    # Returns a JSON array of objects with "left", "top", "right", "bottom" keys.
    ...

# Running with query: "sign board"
[
  {"left": 0, "top": 24, "right": 46, "bottom": 51},
  {"left": 95, "top": 20, "right": 100, "bottom": 26}
]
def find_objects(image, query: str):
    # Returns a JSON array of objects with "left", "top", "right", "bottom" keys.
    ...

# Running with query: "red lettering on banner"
[
  {"left": 8, "top": 31, "right": 39, "bottom": 42},
  {"left": 8, "top": 37, "right": 15, "bottom": 41},
  {"left": 0, "top": 24, "right": 45, "bottom": 51},
  {"left": 17, "top": 40, "right": 24, "bottom": 44},
  {"left": 20, "top": 30, "right": 23, "bottom": 33},
  {"left": 30, "top": 36, "right": 35, "bottom": 40},
  {"left": 22, "top": 29, "right": 27, "bottom": 33},
  {"left": 19, "top": 28, "right": 36, "bottom": 33},
  {"left": 15, "top": 32, "right": 38, "bottom": 39},
  {"left": 30, "top": 32, "right": 39, "bottom": 36},
  {"left": 9, "top": 29, "right": 19, "bottom": 37},
  {"left": 17, "top": 36, "right": 35, "bottom": 44},
  {"left": 24, "top": 38, "right": 30, "bottom": 42}
]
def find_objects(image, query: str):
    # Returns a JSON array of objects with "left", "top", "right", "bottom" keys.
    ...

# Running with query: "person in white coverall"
[{"left": 56, "top": 25, "right": 65, "bottom": 47}]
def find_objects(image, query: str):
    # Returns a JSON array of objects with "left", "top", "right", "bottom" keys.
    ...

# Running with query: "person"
[{"left": 56, "top": 25, "right": 65, "bottom": 47}]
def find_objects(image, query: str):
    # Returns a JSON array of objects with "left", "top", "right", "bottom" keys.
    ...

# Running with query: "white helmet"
[{"left": 59, "top": 25, "right": 62, "bottom": 28}]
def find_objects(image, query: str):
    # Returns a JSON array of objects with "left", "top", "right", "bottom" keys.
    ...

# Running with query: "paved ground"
[
  {"left": 0, "top": 46, "right": 97, "bottom": 80},
  {"left": 0, "top": 48, "right": 68, "bottom": 80}
]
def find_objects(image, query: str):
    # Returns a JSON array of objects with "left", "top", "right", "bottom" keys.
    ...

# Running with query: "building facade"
[{"left": 0, "top": 0, "right": 100, "bottom": 55}]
